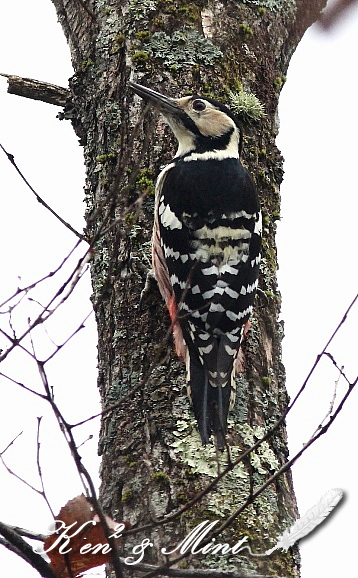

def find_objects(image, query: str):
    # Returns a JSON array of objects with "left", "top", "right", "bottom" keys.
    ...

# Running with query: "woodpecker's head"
[{"left": 129, "top": 82, "right": 242, "bottom": 159}]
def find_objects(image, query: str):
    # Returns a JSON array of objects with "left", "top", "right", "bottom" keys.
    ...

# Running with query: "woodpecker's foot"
[
  {"left": 139, "top": 269, "right": 157, "bottom": 308},
  {"left": 255, "top": 288, "right": 269, "bottom": 308}
]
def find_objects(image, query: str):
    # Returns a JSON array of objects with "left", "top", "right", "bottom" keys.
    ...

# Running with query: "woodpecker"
[{"left": 129, "top": 82, "right": 261, "bottom": 448}]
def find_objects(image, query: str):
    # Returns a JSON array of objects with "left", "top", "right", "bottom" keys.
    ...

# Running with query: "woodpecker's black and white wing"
[{"left": 156, "top": 156, "right": 261, "bottom": 447}]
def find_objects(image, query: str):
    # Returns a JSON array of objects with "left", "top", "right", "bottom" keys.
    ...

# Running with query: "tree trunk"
[{"left": 50, "top": 1, "right": 327, "bottom": 576}]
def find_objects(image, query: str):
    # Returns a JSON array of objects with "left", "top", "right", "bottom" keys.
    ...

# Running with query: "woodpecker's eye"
[{"left": 192, "top": 99, "right": 206, "bottom": 112}]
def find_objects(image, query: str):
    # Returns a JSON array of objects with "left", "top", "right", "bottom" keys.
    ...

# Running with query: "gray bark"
[{"left": 49, "top": 1, "right": 327, "bottom": 576}]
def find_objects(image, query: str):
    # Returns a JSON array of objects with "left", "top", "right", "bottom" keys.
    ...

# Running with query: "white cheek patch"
[{"left": 194, "top": 111, "right": 237, "bottom": 138}]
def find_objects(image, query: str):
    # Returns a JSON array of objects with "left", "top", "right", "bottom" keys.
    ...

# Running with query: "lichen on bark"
[{"left": 49, "top": 0, "right": 328, "bottom": 575}]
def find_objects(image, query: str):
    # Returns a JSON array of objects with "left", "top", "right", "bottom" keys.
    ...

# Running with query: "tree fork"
[{"left": 48, "top": 1, "right": 328, "bottom": 576}]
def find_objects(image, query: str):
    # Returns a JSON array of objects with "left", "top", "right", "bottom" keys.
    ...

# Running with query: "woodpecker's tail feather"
[{"left": 187, "top": 354, "right": 232, "bottom": 450}]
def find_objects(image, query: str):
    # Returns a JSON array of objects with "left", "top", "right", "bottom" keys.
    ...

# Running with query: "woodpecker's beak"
[{"left": 129, "top": 82, "right": 181, "bottom": 116}]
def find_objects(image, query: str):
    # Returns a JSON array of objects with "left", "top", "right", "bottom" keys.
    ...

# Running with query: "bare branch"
[
  {"left": 124, "top": 292, "right": 358, "bottom": 539},
  {"left": 138, "top": 374, "right": 357, "bottom": 578},
  {"left": 0, "top": 521, "right": 57, "bottom": 578},
  {"left": 1, "top": 524, "right": 47, "bottom": 542},
  {"left": 43, "top": 310, "right": 93, "bottom": 363},
  {"left": 0, "top": 448, "right": 41, "bottom": 496},
  {"left": 36, "top": 417, "right": 55, "bottom": 518},
  {"left": 0, "top": 428, "right": 54, "bottom": 517},
  {"left": 0, "top": 240, "right": 82, "bottom": 310},
  {"left": 0, "top": 371, "right": 47, "bottom": 398},
  {"left": 319, "top": 0, "right": 358, "bottom": 28},
  {"left": 33, "top": 361, "right": 125, "bottom": 578},
  {"left": 0, "top": 73, "right": 70, "bottom": 106},
  {"left": 0, "top": 432, "right": 23, "bottom": 456},
  {"left": 0, "top": 142, "right": 85, "bottom": 240},
  {"left": 0, "top": 248, "right": 92, "bottom": 363},
  {"left": 0, "top": 535, "right": 33, "bottom": 564}
]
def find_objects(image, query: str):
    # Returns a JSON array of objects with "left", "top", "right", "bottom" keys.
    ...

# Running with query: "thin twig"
[
  {"left": 123, "top": 293, "right": 358, "bottom": 538},
  {"left": 0, "top": 432, "right": 23, "bottom": 456},
  {"left": 0, "top": 239, "right": 82, "bottom": 310},
  {"left": 139, "top": 376, "right": 357, "bottom": 578},
  {"left": 43, "top": 310, "right": 93, "bottom": 363},
  {"left": 36, "top": 417, "right": 55, "bottom": 518},
  {"left": 0, "top": 450, "right": 41, "bottom": 495},
  {"left": 35, "top": 362, "right": 124, "bottom": 578},
  {"left": 0, "top": 427, "right": 54, "bottom": 517},
  {"left": 309, "top": 357, "right": 342, "bottom": 440},
  {"left": 0, "top": 371, "right": 47, "bottom": 398},
  {"left": 0, "top": 142, "right": 85, "bottom": 241},
  {"left": 0, "top": 248, "right": 92, "bottom": 363}
]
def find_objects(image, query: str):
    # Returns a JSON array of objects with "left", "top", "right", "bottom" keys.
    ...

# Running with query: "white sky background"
[{"left": 0, "top": 1, "right": 357, "bottom": 577}]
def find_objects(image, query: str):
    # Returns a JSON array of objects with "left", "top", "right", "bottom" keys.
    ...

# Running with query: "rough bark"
[{"left": 49, "top": 1, "right": 327, "bottom": 576}]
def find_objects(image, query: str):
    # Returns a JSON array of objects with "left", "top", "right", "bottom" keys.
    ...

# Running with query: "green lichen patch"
[
  {"left": 80, "top": 58, "right": 94, "bottom": 72},
  {"left": 132, "top": 50, "right": 150, "bottom": 65},
  {"left": 95, "top": 153, "right": 117, "bottom": 163},
  {"left": 121, "top": 488, "right": 134, "bottom": 502},
  {"left": 135, "top": 168, "right": 155, "bottom": 195},
  {"left": 229, "top": 90, "right": 266, "bottom": 122},
  {"left": 148, "top": 28, "right": 222, "bottom": 69},
  {"left": 239, "top": 23, "right": 254, "bottom": 38},
  {"left": 135, "top": 30, "right": 152, "bottom": 41},
  {"left": 111, "top": 33, "right": 126, "bottom": 54},
  {"left": 274, "top": 75, "right": 287, "bottom": 89},
  {"left": 152, "top": 471, "right": 170, "bottom": 483},
  {"left": 128, "top": 0, "right": 157, "bottom": 23}
]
